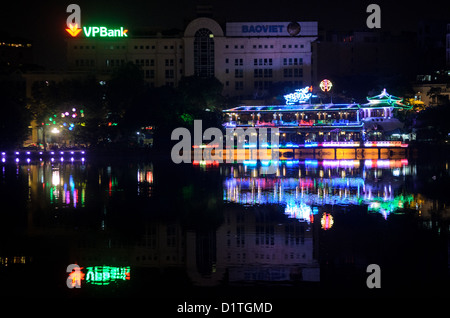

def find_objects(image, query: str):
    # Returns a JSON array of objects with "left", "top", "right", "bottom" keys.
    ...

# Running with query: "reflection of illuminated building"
[
  {"left": 137, "top": 164, "right": 154, "bottom": 197},
  {"left": 24, "top": 161, "right": 87, "bottom": 209},
  {"left": 214, "top": 205, "right": 319, "bottom": 284},
  {"left": 223, "top": 159, "right": 414, "bottom": 220}
]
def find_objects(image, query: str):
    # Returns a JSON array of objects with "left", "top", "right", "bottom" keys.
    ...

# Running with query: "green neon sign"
[
  {"left": 83, "top": 26, "right": 128, "bottom": 38},
  {"left": 85, "top": 265, "right": 130, "bottom": 285}
]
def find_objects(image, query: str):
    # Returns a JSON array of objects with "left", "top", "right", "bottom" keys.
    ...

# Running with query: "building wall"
[
  {"left": 66, "top": 18, "right": 318, "bottom": 99},
  {"left": 446, "top": 24, "right": 450, "bottom": 67},
  {"left": 412, "top": 82, "right": 450, "bottom": 106}
]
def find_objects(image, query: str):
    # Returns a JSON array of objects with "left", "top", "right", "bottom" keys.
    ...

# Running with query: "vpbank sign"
[
  {"left": 66, "top": 24, "right": 128, "bottom": 38},
  {"left": 83, "top": 26, "right": 128, "bottom": 37},
  {"left": 65, "top": 4, "right": 128, "bottom": 38}
]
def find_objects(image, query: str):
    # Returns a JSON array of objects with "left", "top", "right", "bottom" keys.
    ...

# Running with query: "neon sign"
[
  {"left": 65, "top": 5, "right": 128, "bottom": 38},
  {"left": 83, "top": 26, "right": 128, "bottom": 38},
  {"left": 284, "top": 86, "right": 315, "bottom": 105},
  {"left": 319, "top": 79, "right": 332, "bottom": 92},
  {"left": 66, "top": 25, "right": 129, "bottom": 38},
  {"left": 66, "top": 23, "right": 82, "bottom": 37}
]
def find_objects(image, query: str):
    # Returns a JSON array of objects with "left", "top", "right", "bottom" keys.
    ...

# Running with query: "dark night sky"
[{"left": 1, "top": 0, "right": 448, "bottom": 69}]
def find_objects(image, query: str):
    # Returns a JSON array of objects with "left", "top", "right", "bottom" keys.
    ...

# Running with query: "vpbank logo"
[{"left": 65, "top": 4, "right": 128, "bottom": 38}]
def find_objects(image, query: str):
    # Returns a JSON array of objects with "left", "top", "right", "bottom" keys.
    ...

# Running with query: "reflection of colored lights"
[
  {"left": 192, "top": 160, "right": 220, "bottom": 166},
  {"left": 321, "top": 213, "right": 334, "bottom": 230},
  {"left": 67, "top": 265, "right": 85, "bottom": 288},
  {"left": 85, "top": 266, "right": 131, "bottom": 285},
  {"left": 305, "top": 160, "right": 318, "bottom": 166},
  {"left": 285, "top": 202, "right": 312, "bottom": 220},
  {"left": 364, "top": 159, "right": 409, "bottom": 168},
  {"left": 67, "top": 265, "right": 130, "bottom": 287}
]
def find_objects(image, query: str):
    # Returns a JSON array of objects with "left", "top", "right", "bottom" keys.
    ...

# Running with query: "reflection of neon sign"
[
  {"left": 86, "top": 266, "right": 130, "bottom": 285},
  {"left": 321, "top": 213, "right": 334, "bottom": 230},
  {"left": 284, "top": 86, "right": 315, "bottom": 105}
]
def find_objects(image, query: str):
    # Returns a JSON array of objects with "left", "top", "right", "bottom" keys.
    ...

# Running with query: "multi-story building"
[
  {"left": 65, "top": 17, "right": 318, "bottom": 99},
  {"left": 446, "top": 23, "right": 450, "bottom": 67}
]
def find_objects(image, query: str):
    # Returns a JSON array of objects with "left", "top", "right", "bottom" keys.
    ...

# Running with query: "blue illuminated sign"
[{"left": 242, "top": 24, "right": 284, "bottom": 34}]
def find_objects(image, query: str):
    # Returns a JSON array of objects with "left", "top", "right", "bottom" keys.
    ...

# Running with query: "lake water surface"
[{"left": 1, "top": 154, "right": 449, "bottom": 299}]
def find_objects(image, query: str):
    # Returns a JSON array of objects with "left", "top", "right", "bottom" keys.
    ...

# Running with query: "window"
[
  {"left": 165, "top": 59, "right": 174, "bottom": 67},
  {"left": 235, "top": 69, "right": 243, "bottom": 78},
  {"left": 284, "top": 69, "right": 293, "bottom": 77},
  {"left": 235, "top": 81, "right": 244, "bottom": 90},
  {"left": 294, "top": 68, "right": 303, "bottom": 77},
  {"left": 234, "top": 58, "right": 243, "bottom": 66},
  {"left": 165, "top": 69, "right": 174, "bottom": 79},
  {"left": 254, "top": 69, "right": 263, "bottom": 78},
  {"left": 254, "top": 81, "right": 271, "bottom": 90},
  {"left": 194, "top": 28, "right": 215, "bottom": 77},
  {"left": 283, "top": 58, "right": 303, "bottom": 66}
]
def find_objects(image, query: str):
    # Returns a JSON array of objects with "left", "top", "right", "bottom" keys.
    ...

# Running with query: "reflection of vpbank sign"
[
  {"left": 65, "top": 4, "right": 128, "bottom": 38},
  {"left": 226, "top": 21, "right": 318, "bottom": 37}
]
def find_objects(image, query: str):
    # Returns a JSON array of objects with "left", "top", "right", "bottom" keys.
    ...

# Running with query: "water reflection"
[
  {"left": 223, "top": 159, "right": 414, "bottom": 221},
  {"left": 0, "top": 157, "right": 449, "bottom": 297}
]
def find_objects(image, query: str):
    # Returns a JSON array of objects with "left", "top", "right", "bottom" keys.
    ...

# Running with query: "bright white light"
[
  {"left": 284, "top": 86, "right": 316, "bottom": 105},
  {"left": 52, "top": 170, "right": 60, "bottom": 185},
  {"left": 51, "top": 127, "right": 60, "bottom": 134}
]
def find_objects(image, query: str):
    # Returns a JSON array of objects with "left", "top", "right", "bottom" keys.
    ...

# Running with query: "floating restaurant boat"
[{"left": 218, "top": 88, "right": 412, "bottom": 160}]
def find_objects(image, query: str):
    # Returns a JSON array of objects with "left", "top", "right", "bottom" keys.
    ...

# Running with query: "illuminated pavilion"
[{"left": 222, "top": 88, "right": 412, "bottom": 147}]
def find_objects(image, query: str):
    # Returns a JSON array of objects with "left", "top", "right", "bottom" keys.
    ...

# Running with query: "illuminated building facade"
[
  {"left": 223, "top": 88, "right": 411, "bottom": 145},
  {"left": 65, "top": 18, "right": 318, "bottom": 98}
]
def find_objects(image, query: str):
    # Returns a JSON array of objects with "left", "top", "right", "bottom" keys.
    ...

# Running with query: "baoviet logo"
[{"left": 65, "top": 4, "right": 128, "bottom": 38}]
